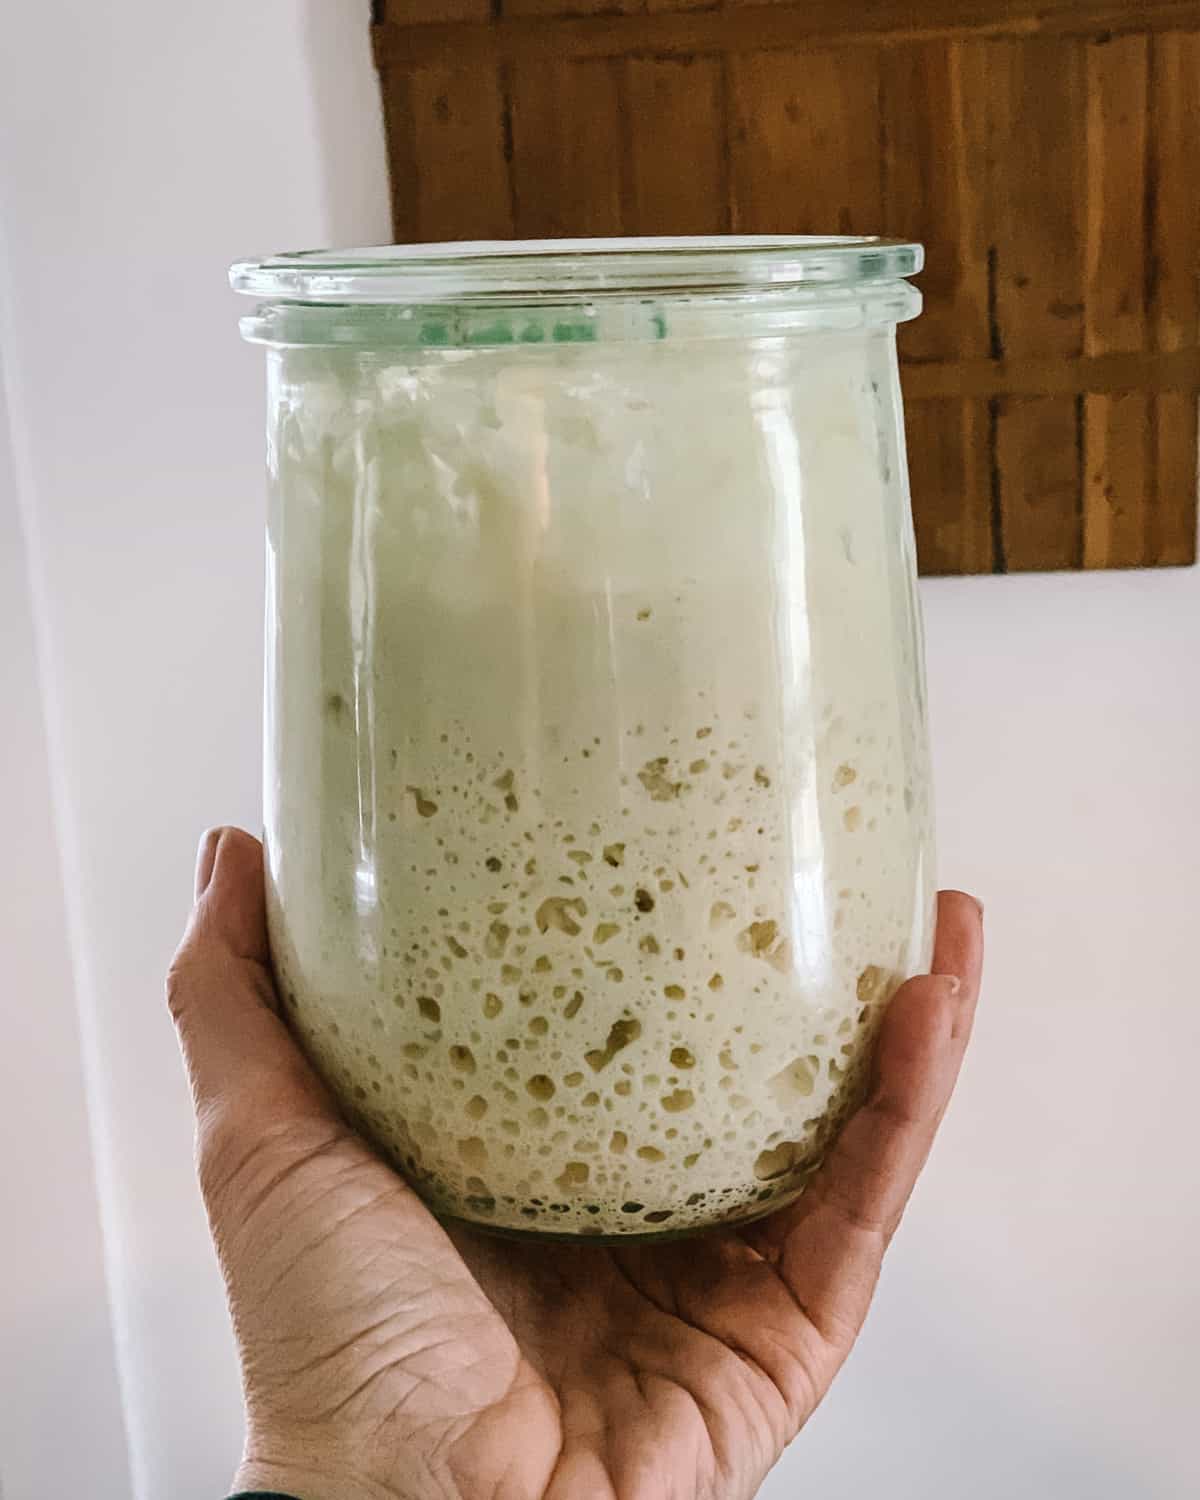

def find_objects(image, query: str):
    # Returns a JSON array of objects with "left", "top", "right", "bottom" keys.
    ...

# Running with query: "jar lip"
[{"left": 230, "top": 235, "right": 923, "bottom": 304}]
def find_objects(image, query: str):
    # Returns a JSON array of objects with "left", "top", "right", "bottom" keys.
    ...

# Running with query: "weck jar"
[{"left": 231, "top": 236, "right": 936, "bottom": 1241}]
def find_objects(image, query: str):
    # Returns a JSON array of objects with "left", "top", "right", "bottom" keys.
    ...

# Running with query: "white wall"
[
  {"left": 1, "top": 5, "right": 1196, "bottom": 1498},
  {"left": 0, "top": 3, "right": 389, "bottom": 1496},
  {"left": 0, "top": 284, "right": 132, "bottom": 1500},
  {"left": 762, "top": 561, "right": 1200, "bottom": 1500}
]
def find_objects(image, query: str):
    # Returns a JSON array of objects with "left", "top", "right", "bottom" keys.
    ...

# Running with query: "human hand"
[{"left": 168, "top": 827, "right": 982, "bottom": 1500}]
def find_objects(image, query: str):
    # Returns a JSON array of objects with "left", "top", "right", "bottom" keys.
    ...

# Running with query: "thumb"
[{"left": 166, "top": 827, "right": 333, "bottom": 1134}]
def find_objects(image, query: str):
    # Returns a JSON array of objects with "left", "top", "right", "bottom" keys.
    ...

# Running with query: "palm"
[
  {"left": 169, "top": 829, "right": 982, "bottom": 1500},
  {"left": 452, "top": 1228, "right": 824, "bottom": 1499}
]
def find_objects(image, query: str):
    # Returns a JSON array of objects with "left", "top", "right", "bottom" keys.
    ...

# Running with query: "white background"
[{"left": 1, "top": 3, "right": 1197, "bottom": 1497}]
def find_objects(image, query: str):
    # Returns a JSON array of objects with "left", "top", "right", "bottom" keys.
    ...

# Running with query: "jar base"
[{"left": 432, "top": 1190, "right": 800, "bottom": 1247}]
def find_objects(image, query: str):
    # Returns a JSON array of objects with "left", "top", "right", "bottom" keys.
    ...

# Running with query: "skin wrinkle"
[
  {"left": 207, "top": 1124, "right": 354, "bottom": 1227},
  {"left": 168, "top": 831, "right": 983, "bottom": 1500}
]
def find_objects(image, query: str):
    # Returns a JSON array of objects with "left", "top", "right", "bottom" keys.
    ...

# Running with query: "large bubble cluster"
[{"left": 274, "top": 691, "right": 928, "bottom": 1236}]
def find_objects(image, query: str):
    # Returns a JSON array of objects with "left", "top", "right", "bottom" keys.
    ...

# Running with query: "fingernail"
[
  {"left": 936, "top": 973, "right": 963, "bottom": 996},
  {"left": 972, "top": 896, "right": 985, "bottom": 919},
  {"left": 194, "top": 828, "right": 222, "bottom": 901}
]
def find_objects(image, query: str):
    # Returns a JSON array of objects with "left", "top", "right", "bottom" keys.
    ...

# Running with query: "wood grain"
[
  {"left": 379, "top": 0, "right": 491, "bottom": 23},
  {"left": 1153, "top": 395, "right": 1200, "bottom": 566},
  {"left": 882, "top": 41, "right": 989, "bottom": 363},
  {"left": 624, "top": 57, "right": 727, "bottom": 235},
  {"left": 986, "top": 38, "right": 1085, "bottom": 570},
  {"left": 1082, "top": 34, "right": 1150, "bottom": 568},
  {"left": 375, "top": 4, "right": 1200, "bottom": 67},
  {"left": 727, "top": 48, "right": 881, "bottom": 236},
  {"left": 903, "top": 349, "right": 1200, "bottom": 399},
  {"left": 988, "top": 39, "right": 1085, "bottom": 361},
  {"left": 883, "top": 42, "right": 992, "bottom": 576},
  {"left": 392, "top": 64, "right": 513, "bottom": 242},
  {"left": 994, "top": 396, "right": 1084, "bottom": 571},
  {"left": 906, "top": 398, "right": 996, "bottom": 574},
  {"left": 507, "top": 59, "right": 625, "bottom": 237},
  {"left": 1149, "top": 31, "right": 1200, "bottom": 566}
]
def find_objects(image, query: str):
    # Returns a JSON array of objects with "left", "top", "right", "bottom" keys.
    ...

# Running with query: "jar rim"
[{"left": 230, "top": 235, "right": 923, "bottom": 305}]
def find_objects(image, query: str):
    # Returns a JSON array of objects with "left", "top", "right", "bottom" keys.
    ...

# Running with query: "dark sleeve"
[{"left": 227, "top": 1492, "right": 305, "bottom": 1499}]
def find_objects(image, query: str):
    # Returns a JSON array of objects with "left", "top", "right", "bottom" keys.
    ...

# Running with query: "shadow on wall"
[{"left": 759, "top": 1251, "right": 1151, "bottom": 1500}]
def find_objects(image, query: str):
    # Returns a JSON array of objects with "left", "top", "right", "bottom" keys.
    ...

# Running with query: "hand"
[{"left": 168, "top": 827, "right": 982, "bottom": 1500}]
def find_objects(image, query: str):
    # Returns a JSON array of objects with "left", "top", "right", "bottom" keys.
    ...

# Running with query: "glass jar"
[{"left": 231, "top": 237, "right": 936, "bottom": 1241}]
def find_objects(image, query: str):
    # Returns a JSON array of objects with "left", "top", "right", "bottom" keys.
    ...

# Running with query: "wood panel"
[
  {"left": 507, "top": 59, "right": 625, "bottom": 238},
  {"left": 376, "top": 3, "right": 1200, "bottom": 67},
  {"left": 727, "top": 49, "right": 881, "bottom": 236},
  {"left": 882, "top": 41, "right": 994, "bottom": 572},
  {"left": 1082, "top": 34, "right": 1150, "bottom": 568},
  {"left": 994, "top": 396, "right": 1084, "bottom": 571},
  {"left": 986, "top": 38, "right": 1086, "bottom": 571},
  {"left": 624, "top": 58, "right": 727, "bottom": 235},
  {"left": 374, "top": 4, "right": 1200, "bottom": 574},
  {"left": 391, "top": 64, "right": 513, "bottom": 242},
  {"left": 903, "top": 349, "right": 1200, "bottom": 399},
  {"left": 906, "top": 398, "right": 996, "bottom": 575},
  {"left": 1149, "top": 32, "right": 1200, "bottom": 565}
]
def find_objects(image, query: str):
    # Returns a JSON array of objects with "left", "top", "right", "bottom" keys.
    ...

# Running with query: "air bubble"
[
  {"left": 857, "top": 964, "right": 888, "bottom": 1004},
  {"left": 661, "top": 1089, "right": 694, "bottom": 1113},
  {"left": 767, "top": 1057, "right": 816, "bottom": 1104},
  {"left": 737, "top": 919, "right": 790, "bottom": 972},
  {"left": 485, "top": 920, "right": 511, "bottom": 957},
  {"left": 408, "top": 787, "right": 438, "bottom": 818},
  {"left": 638, "top": 758, "right": 681, "bottom": 802},
  {"left": 536, "top": 896, "right": 587, "bottom": 936},
  {"left": 459, "top": 1137, "right": 488, "bottom": 1167},
  {"left": 585, "top": 1016, "right": 641, "bottom": 1071}
]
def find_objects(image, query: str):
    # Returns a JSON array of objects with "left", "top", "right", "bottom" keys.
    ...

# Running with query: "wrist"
[{"left": 232, "top": 1458, "right": 401, "bottom": 1500}]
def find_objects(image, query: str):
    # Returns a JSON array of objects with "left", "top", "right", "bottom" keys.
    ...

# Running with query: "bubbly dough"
[{"left": 264, "top": 323, "right": 936, "bottom": 1238}]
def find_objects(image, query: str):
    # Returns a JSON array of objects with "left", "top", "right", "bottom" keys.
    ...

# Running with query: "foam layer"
[{"left": 264, "top": 325, "right": 936, "bottom": 1237}]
